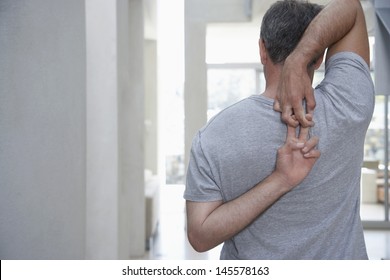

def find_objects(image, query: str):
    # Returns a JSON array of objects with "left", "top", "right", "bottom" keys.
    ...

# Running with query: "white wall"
[
  {"left": 0, "top": 0, "right": 147, "bottom": 259},
  {"left": 0, "top": 0, "right": 86, "bottom": 259}
]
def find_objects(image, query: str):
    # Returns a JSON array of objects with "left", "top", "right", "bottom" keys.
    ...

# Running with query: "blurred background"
[{"left": 0, "top": 0, "right": 389, "bottom": 260}]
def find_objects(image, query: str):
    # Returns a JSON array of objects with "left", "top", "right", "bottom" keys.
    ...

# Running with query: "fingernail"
[
  {"left": 296, "top": 142, "right": 305, "bottom": 148},
  {"left": 302, "top": 146, "right": 308, "bottom": 153}
]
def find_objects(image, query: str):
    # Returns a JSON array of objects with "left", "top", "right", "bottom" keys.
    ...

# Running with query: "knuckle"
[
  {"left": 281, "top": 113, "right": 290, "bottom": 122},
  {"left": 307, "top": 99, "right": 316, "bottom": 108},
  {"left": 291, "top": 95, "right": 301, "bottom": 104}
]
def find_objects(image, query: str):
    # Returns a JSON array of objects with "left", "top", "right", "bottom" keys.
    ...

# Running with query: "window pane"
[
  {"left": 361, "top": 95, "right": 387, "bottom": 221},
  {"left": 164, "top": 88, "right": 185, "bottom": 185},
  {"left": 313, "top": 70, "right": 324, "bottom": 88},
  {"left": 157, "top": 0, "right": 185, "bottom": 185},
  {"left": 207, "top": 68, "right": 256, "bottom": 120}
]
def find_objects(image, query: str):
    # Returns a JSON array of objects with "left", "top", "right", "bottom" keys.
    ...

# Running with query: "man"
[{"left": 184, "top": 0, "right": 374, "bottom": 259}]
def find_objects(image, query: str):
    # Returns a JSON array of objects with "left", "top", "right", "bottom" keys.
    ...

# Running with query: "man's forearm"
[
  {"left": 288, "top": 0, "right": 365, "bottom": 67},
  {"left": 277, "top": 0, "right": 369, "bottom": 126},
  {"left": 187, "top": 172, "right": 290, "bottom": 252}
]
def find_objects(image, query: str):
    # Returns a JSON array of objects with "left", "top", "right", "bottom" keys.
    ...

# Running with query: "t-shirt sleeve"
[
  {"left": 184, "top": 132, "right": 223, "bottom": 202},
  {"left": 315, "top": 52, "right": 375, "bottom": 127}
]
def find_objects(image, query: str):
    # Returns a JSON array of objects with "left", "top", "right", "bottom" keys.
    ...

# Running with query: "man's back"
[
  {"left": 185, "top": 52, "right": 374, "bottom": 259},
  {"left": 185, "top": 0, "right": 373, "bottom": 259}
]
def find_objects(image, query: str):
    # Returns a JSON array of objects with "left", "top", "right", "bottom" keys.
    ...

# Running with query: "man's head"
[{"left": 260, "top": 0, "right": 323, "bottom": 65}]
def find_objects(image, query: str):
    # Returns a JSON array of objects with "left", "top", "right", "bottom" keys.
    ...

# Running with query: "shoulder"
[
  {"left": 324, "top": 51, "right": 371, "bottom": 77},
  {"left": 198, "top": 97, "right": 257, "bottom": 138},
  {"left": 319, "top": 51, "right": 374, "bottom": 95},
  {"left": 314, "top": 51, "right": 375, "bottom": 125}
]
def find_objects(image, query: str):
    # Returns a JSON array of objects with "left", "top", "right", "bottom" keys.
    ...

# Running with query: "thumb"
[{"left": 273, "top": 99, "right": 282, "bottom": 112}]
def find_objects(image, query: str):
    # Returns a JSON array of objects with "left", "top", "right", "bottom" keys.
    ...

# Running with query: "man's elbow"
[{"left": 187, "top": 228, "right": 212, "bottom": 253}]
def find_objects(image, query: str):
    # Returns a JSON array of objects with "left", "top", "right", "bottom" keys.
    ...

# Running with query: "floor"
[{"left": 144, "top": 185, "right": 390, "bottom": 260}]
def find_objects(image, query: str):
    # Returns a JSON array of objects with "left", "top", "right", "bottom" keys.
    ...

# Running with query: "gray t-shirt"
[{"left": 184, "top": 52, "right": 375, "bottom": 259}]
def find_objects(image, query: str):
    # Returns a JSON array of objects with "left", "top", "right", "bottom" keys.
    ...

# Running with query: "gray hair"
[{"left": 260, "top": 0, "right": 323, "bottom": 64}]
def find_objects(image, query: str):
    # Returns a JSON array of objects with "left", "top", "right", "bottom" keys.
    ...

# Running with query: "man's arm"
[
  {"left": 186, "top": 126, "right": 320, "bottom": 252},
  {"left": 276, "top": 0, "right": 370, "bottom": 127}
]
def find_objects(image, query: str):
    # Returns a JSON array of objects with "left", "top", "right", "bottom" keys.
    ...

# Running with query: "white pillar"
[
  {"left": 184, "top": 15, "right": 208, "bottom": 168},
  {"left": 144, "top": 39, "right": 158, "bottom": 175},
  {"left": 118, "top": 0, "right": 145, "bottom": 259},
  {"left": 144, "top": 0, "right": 158, "bottom": 176},
  {"left": 86, "top": 0, "right": 119, "bottom": 259},
  {"left": 86, "top": 0, "right": 145, "bottom": 259}
]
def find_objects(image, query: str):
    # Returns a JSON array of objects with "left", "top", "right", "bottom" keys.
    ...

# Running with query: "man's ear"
[{"left": 259, "top": 38, "right": 267, "bottom": 65}]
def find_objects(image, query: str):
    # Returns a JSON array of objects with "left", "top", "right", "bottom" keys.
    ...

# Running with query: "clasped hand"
[
  {"left": 273, "top": 57, "right": 320, "bottom": 189},
  {"left": 273, "top": 57, "right": 316, "bottom": 128},
  {"left": 274, "top": 126, "right": 320, "bottom": 189}
]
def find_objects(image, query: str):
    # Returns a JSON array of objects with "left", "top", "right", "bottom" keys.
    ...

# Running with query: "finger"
[
  {"left": 286, "top": 126, "right": 305, "bottom": 150},
  {"left": 305, "top": 114, "right": 315, "bottom": 125},
  {"left": 302, "top": 136, "right": 319, "bottom": 153},
  {"left": 294, "top": 106, "right": 313, "bottom": 128},
  {"left": 282, "top": 107, "right": 299, "bottom": 127},
  {"left": 298, "top": 126, "right": 310, "bottom": 141},
  {"left": 273, "top": 99, "right": 282, "bottom": 112},
  {"left": 303, "top": 149, "right": 321, "bottom": 159},
  {"left": 282, "top": 115, "right": 299, "bottom": 127},
  {"left": 305, "top": 88, "right": 316, "bottom": 116},
  {"left": 286, "top": 125, "right": 297, "bottom": 141}
]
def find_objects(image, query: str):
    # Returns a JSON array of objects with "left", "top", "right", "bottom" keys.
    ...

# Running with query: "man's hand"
[
  {"left": 273, "top": 125, "right": 320, "bottom": 189},
  {"left": 274, "top": 56, "right": 316, "bottom": 128},
  {"left": 274, "top": 0, "right": 370, "bottom": 127}
]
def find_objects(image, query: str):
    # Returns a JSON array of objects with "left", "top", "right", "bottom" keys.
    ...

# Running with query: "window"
[
  {"left": 157, "top": 0, "right": 185, "bottom": 185},
  {"left": 208, "top": 68, "right": 257, "bottom": 120}
]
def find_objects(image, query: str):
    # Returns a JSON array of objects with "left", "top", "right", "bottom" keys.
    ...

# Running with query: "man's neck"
[
  {"left": 261, "top": 85, "right": 278, "bottom": 100},
  {"left": 261, "top": 65, "right": 282, "bottom": 100}
]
